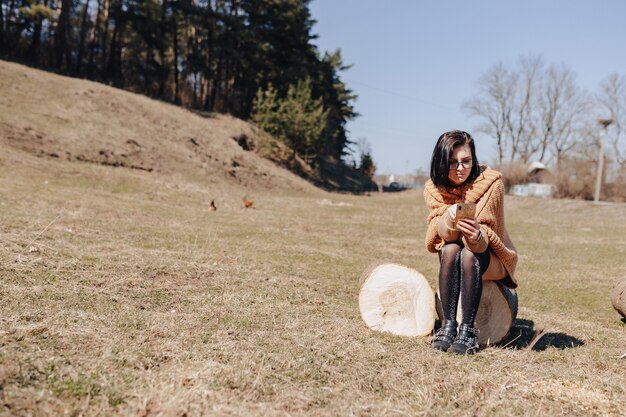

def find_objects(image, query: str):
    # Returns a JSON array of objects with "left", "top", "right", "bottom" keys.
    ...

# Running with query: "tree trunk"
[
  {"left": 435, "top": 281, "right": 518, "bottom": 346},
  {"left": 76, "top": 0, "right": 91, "bottom": 75},
  {"left": 5, "top": 0, "right": 17, "bottom": 51},
  {"left": 203, "top": 0, "right": 216, "bottom": 110},
  {"left": 113, "top": 17, "right": 125, "bottom": 84},
  {"left": 610, "top": 277, "right": 626, "bottom": 318},
  {"left": 185, "top": 12, "right": 196, "bottom": 106},
  {"left": 105, "top": 19, "right": 118, "bottom": 82},
  {"left": 55, "top": 0, "right": 72, "bottom": 69},
  {"left": 0, "top": 0, "right": 4, "bottom": 52},
  {"left": 210, "top": 69, "right": 220, "bottom": 111},
  {"left": 358, "top": 262, "right": 435, "bottom": 337},
  {"left": 173, "top": 12, "right": 180, "bottom": 104},
  {"left": 201, "top": 77, "right": 210, "bottom": 109},
  {"left": 100, "top": 0, "right": 111, "bottom": 79},
  {"left": 158, "top": 0, "right": 168, "bottom": 99},
  {"left": 87, "top": 0, "right": 102, "bottom": 78},
  {"left": 27, "top": 0, "right": 43, "bottom": 64},
  {"left": 497, "top": 133, "right": 503, "bottom": 167},
  {"left": 104, "top": 0, "right": 121, "bottom": 84}
]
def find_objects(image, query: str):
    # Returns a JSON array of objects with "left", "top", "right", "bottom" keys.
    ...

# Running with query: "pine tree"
[{"left": 252, "top": 78, "right": 328, "bottom": 161}]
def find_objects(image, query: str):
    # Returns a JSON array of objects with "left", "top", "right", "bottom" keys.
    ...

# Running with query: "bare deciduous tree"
[
  {"left": 535, "top": 63, "right": 591, "bottom": 167},
  {"left": 597, "top": 73, "right": 626, "bottom": 164},
  {"left": 462, "top": 62, "right": 515, "bottom": 167},
  {"left": 465, "top": 56, "right": 592, "bottom": 168},
  {"left": 507, "top": 55, "right": 543, "bottom": 164},
  {"left": 463, "top": 55, "right": 545, "bottom": 166}
]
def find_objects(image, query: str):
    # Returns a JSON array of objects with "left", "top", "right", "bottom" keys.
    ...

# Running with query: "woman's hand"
[{"left": 456, "top": 218, "right": 482, "bottom": 242}]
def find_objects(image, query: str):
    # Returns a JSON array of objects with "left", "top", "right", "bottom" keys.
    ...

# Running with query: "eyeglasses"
[{"left": 449, "top": 159, "right": 473, "bottom": 170}]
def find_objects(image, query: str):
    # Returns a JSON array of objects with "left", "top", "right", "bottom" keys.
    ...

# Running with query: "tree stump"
[
  {"left": 610, "top": 277, "right": 626, "bottom": 318},
  {"left": 359, "top": 263, "right": 435, "bottom": 336},
  {"left": 435, "top": 281, "right": 518, "bottom": 346}
]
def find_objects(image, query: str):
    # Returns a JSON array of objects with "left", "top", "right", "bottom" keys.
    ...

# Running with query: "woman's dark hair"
[{"left": 429, "top": 130, "right": 480, "bottom": 188}]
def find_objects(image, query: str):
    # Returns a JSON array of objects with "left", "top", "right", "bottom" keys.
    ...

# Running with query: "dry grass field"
[{"left": 1, "top": 61, "right": 626, "bottom": 416}]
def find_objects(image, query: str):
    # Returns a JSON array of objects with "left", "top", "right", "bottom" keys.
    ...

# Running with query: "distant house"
[
  {"left": 374, "top": 174, "right": 427, "bottom": 192},
  {"left": 527, "top": 161, "right": 551, "bottom": 183},
  {"left": 511, "top": 162, "right": 554, "bottom": 198}
]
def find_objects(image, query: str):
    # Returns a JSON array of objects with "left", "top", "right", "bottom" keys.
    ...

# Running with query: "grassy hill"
[
  {"left": 0, "top": 60, "right": 375, "bottom": 195},
  {"left": 1, "top": 61, "right": 626, "bottom": 416},
  {"left": 0, "top": 60, "right": 321, "bottom": 199}
]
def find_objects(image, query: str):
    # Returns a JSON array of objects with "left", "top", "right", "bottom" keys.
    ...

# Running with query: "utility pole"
[{"left": 594, "top": 118, "right": 613, "bottom": 202}]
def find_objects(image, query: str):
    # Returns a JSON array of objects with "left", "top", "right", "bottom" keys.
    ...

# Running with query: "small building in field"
[{"left": 511, "top": 162, "right": 554, "bottom": 198}]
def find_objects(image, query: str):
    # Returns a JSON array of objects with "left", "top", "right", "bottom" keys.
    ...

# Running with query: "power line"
[
  {"left": 349, "top": 122, "right": 417, "bottom": 138},
  {"left": 350, "top": 79, "right": 456, "bottom": 111}
]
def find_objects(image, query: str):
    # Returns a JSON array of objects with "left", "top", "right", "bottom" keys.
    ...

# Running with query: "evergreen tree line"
[{"left": 0, "top": 0, "right": 359, "bottom": 163}]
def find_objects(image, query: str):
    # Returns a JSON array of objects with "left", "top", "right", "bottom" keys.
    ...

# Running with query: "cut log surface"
[
  {"left": 359, "top": 263, "right": 435, "bottom": 337},
  {"left": 610, "top": 277, "right": 626, "bottom": 318},
  {"left": 436, "top": 281, "right": 518, "bottom": 346}
]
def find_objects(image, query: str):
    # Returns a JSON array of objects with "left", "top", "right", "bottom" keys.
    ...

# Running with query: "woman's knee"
[
  {"left": 460, "top": 247, "right": 490, "bottom": 272},
  {"left": 441, "top": 242, "right": 462, "bottom": 256},
  {"left": 440, "top": 242, "right": 462, "bottom": 268},
  {"left": 460, "top": 247, "right": 477, "bottom": 266}
]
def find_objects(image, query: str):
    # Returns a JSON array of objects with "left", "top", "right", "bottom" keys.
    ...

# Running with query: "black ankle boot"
[
  {"left": 432, "top": 320, "right": 457, "bottom": 352},
  {"left": 450, "top": 323, "right": 480, "bottom": 355}
]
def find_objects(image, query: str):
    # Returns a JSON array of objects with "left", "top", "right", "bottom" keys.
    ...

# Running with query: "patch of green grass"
[{"left": 49, "top": 374, "right": 102, "bottom": 398}]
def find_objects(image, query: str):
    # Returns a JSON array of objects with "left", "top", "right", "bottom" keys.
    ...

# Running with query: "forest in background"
[
  {"left": 3, "top": 1, "right": 624, "bottom": 199},
  {"left": 0, "top": 0, "right": 377, "bottom": 187}
]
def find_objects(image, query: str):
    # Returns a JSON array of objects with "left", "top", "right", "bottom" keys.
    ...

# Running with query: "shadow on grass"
[{"left": 500, "top": 318, "right": 585, "bottom": 351}]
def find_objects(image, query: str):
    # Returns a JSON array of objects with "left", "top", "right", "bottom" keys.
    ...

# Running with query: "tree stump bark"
[
  {"left": 610, "top": 277, "right": 626, "bottom": 318},
  {"left": 359, "top": 263, "right": 435, "bottom": 336},
  {"left": 435, "top": 281, "right": 518, "bottom": 346}
]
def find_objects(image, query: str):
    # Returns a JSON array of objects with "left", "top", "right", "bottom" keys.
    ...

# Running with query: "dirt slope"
[{"left": 0, "top": 60, "right": 317, "bottom": 194}]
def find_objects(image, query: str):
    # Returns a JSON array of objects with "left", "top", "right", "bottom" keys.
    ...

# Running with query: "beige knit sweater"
[{"left": 423, "top": 167, "right": 518, "bottom": 288}]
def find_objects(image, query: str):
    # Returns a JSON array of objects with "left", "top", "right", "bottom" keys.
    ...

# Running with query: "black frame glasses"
[{"left": 449, "top": 159, "right": 473, "bottom": 170}]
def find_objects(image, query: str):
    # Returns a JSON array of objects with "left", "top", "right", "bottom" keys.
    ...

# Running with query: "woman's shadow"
[{"left": 500, "top": 318, "right": 585, "bottom": 351}]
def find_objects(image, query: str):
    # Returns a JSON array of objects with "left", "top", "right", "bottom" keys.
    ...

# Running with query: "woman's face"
[{"left": 447, "top": 144, "right": 473, "bottom": 186}]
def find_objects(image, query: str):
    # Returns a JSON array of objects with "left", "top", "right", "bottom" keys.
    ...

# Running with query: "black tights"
[{"left": 439, "top": 242, "right": 490, "bottom": 326}]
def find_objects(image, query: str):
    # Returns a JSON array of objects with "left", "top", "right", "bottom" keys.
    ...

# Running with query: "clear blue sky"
[{"left": 309, "top": 0, "right": 626, "bottom": 174}]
